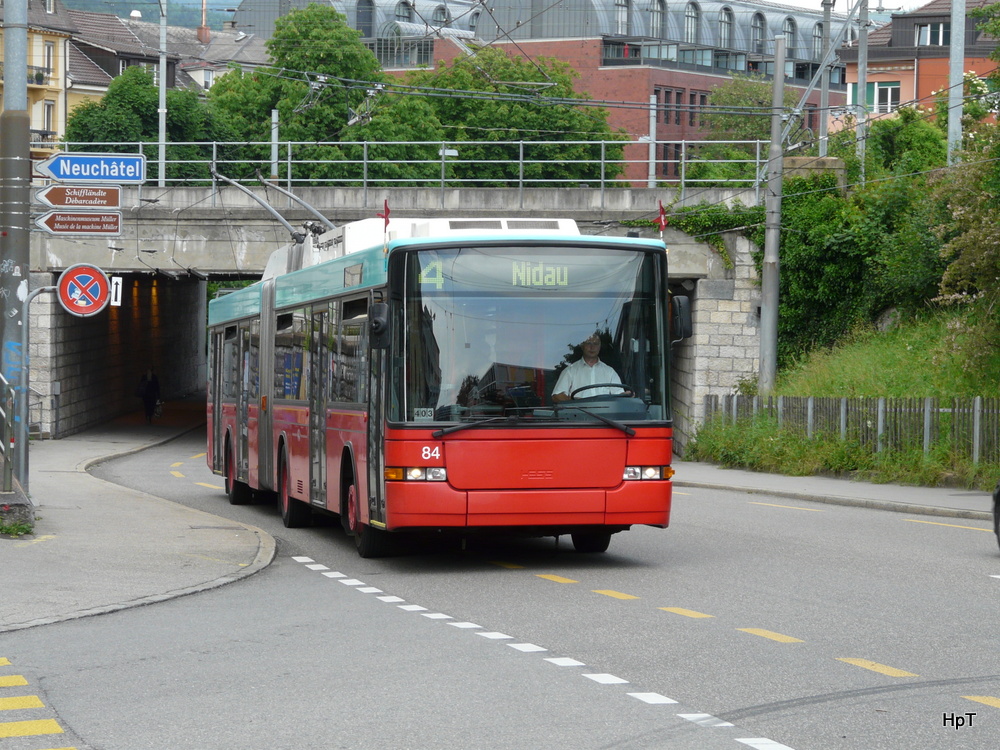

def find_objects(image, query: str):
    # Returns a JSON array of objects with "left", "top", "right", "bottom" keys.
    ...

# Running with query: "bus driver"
[{"left": 551, "top": 333, "right": 625, "bottom": 403}]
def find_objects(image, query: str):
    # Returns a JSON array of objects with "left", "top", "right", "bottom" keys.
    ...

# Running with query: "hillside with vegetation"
[
  {"left": 61, "top": 0, "right": 233, "bottom": 30},
  {"left": 674, "top": 7, "right": 1000, "bottom": 490}
]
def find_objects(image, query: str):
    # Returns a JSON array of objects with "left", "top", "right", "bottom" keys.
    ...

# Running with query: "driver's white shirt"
[{"left": 553, "top": 358, "right": 622, "bottom": 399}]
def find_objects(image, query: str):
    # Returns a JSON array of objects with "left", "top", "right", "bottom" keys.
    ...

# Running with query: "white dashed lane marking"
[{"left": 289, "top": 555, "right": 797, "bottom": 750}]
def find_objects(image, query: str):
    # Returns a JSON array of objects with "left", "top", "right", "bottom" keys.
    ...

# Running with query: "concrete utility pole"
[
  {"left": 856, "top": 0, "right": 869, "bottom": 183},
  {"left": 819, "top": 0, "right": 835, "bottom": 157},
  {"left": 759, "top": 35, "right": 786, "bottom": 397},
  {"left": 1, "top": 0, "right": 32, "bottom": 485},
  {"left": 158, "top": 0, "right": 168, "bottom": 186},
  {"left": 947, "top": 0, "right": 966, "bottom": 164}
]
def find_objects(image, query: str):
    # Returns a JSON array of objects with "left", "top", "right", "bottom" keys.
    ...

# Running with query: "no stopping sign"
[{"left": 57, "top": 264, "right": 111, "bottom": 317}]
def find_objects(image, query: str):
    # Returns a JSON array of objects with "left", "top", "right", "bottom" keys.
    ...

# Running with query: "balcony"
[{"left": 0, "top": 63, "right": 53, "bottom": 86}]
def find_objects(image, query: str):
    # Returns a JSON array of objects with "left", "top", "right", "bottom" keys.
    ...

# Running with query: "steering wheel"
[{"left": 569, "top": 383, "right": 633, "bottom": 399}]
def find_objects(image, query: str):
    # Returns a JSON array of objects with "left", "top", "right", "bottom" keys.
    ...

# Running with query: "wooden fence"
[{"left": 703, "top": 395, "right": 1000, "bottom": 464}]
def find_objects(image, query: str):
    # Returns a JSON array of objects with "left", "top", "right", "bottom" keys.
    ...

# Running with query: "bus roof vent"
[
  {"left": 448, "top": 219, "right": 504, "bottom": 231},
  {"left": 506, "top": 219, "right": 562, "bottom": 231}
]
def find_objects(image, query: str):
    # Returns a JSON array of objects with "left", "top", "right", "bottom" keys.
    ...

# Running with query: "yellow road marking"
[
  {"left": 0, "top": 696, "right": 45, "bottom": 711},
  {"left": 489, "top": 561, "right": 525, "bottom": 569},
  {"left": 749, "top": 502, "right": 823, "bottom": 512},
  {"left": 0, "top": 719, "right": 63, "bottom": 738},
  {"left": 738, "top": 628, "right": 804, "bottom": 643},
  {"left": 170, "top": 462, "right": 184, "bottom": 468},
  {"left": 170, "top": 470, "right": 185, "bottom": 478},
  {"left": 963, "top": 696, "right": 1000, "bottom": 709},
  {"left": 659, "top": 607, "right": 714, "bottom": 618},
  {"left": 0, "top": 676, "right": 28, "bottom": 688},
  {"left": 537, "top": 574, "right": 578, "bottom": 584},
  {"left": 593, "top": 589, "right": 639, "bottom": 600},
  {"left": 190, "top": 453, "right": 206, "bottom": 459},
  {"left": 837, "top": 658, "right": 917, "bottom": 677},
  {"left": 0, "top": 658, "right": 9, "bottom": 666},
  {"left": 15, "top": 535, "right": 56, "bottom": 547},
  {"left": 196, "top": 483, "right": 224, "bottom": 490},
  {"left": 906, "top": 520, "right": 991, "bottom": 532},
  {"left": 673, "top": 491, "right": 691, "bottom": 495}
]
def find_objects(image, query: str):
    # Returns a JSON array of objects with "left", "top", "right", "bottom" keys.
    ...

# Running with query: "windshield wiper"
[
  {"left": 431, "top": 414, "right": 522, "bottom": 438},
  {"left": 553, "top": 406, "right": 636, "bottom": 436}
]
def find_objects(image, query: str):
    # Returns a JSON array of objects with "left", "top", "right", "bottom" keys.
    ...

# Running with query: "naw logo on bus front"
[{"left": 512, "top": 262, "right": 569, "bottom": 287}]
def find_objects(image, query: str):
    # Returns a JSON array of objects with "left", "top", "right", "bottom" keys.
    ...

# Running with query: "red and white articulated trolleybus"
[{"left": 207, "top": 217, "right": 691, "bottom": 556}]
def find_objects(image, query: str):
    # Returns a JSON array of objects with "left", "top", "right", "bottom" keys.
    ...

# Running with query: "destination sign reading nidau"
[{"left": 36, "top": 152, "right": 146, "bottom": 184}]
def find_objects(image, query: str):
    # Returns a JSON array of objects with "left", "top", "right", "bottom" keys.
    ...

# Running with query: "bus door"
[
  {"left": 210, "top": 329, "right": 225, "bottom": 474},
  {"left": 308, "top": 308, "right": 328, "bottom": 506},
  {"left": 237, "top": 322, "right": 251, "bottom": 481},
  {"left": 257, "top": 280, "right": 276, "bottom": 491},
  {"left": 366, "top": 301, "right": 387, "bottom": 526}
]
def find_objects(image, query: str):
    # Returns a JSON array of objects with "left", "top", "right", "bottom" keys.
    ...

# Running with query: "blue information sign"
[{"left": 35, "top": 152, "right": 146, "bottom": 184}]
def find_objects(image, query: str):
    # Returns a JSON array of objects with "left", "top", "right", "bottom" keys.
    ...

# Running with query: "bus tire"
[
  {"left": 571, "top": 530, "right": 612, "bottom": 553},
  {"left": 345, "top": 478, "right": 391, "bottom": 558},
  {"left": 226, "top": 441, "right": 252, "bottom": 505},
  {"left": 279, "top": 451, "right": 311, "bottom": 528}
]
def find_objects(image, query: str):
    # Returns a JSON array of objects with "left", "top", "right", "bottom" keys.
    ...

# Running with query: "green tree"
[
  {"left": 65, "top": 66, "right": 235, "bottom": 183},
  {"left": 685, "top": 73, "right": 801, "bottom": 186},
  {"left": 208, "top": 3, "right": 445, "bottom": 184},
  {"left": 405, "top": 47, "right": 626, "bottom": 186}
]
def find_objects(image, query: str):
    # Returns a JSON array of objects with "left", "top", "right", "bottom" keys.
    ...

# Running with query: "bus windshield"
[{"left": 392, "top": 244, "right": 668, "bottom": 426}]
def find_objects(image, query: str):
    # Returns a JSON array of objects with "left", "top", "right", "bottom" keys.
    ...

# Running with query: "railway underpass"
[{"left": 25, "top": 185, "right": 762, "bottom": 451}]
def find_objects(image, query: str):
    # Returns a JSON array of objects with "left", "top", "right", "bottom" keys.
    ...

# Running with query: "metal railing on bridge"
[{"left": 39, "top": 139, "right": 768, "bottom": 203}]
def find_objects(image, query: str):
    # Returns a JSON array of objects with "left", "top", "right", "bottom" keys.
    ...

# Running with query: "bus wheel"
[
  {"left": 226, "top": 443, "right": 252, "bottom": 505},
  {"left": 346, "top": 481, "right": 390, "bottom": 558},
  {"left": 571, "top": 530, "right": 612, "bottom": 553},
  {"left": 279, "top": 453, "right": 310, "bottom": 528}
]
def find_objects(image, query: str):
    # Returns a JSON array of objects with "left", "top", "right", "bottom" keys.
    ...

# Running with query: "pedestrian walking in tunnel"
[{"left": 136, "top": 368, "right": 161, "bottom": 423}]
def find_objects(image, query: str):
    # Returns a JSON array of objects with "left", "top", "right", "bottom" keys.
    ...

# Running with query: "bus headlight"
[
  {"left": 623, "top": 466, "right": 670, "bottom": 480},
  {"left": 390, "top": 467, "right": 448, "bottom": 481}
]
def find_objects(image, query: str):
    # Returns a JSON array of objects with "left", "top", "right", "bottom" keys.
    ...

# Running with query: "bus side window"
[{"left": 222, "top": 325, "right": 239, "bottom": 399}]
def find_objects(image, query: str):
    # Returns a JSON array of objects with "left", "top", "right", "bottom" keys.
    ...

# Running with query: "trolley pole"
[{"left": 759, "top": 35, "right": 786, "bottom": 396}]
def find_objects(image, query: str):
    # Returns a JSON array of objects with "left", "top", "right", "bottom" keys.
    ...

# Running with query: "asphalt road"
[{"left": 4, "top": 433, "right": 999, "bottom": 750}]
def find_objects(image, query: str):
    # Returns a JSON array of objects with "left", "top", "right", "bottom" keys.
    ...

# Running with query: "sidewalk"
[
  {"left": 0, "top": 399, "right": 274, "bottom": 633},
  {"left": 1, "top": 408, "right": 993, "bottom": 633},
  {"left": 672, "top": 459, "right": 994, "bottom": 521}
]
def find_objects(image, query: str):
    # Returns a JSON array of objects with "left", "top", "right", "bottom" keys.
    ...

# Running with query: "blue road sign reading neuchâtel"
[{"left": 35, "top": 152, "right": 146, "bottom": 184}]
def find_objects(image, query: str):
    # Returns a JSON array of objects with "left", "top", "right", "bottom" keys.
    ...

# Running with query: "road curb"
[{"left": 674, "top": 480, "right": 992, "bottom": 522}]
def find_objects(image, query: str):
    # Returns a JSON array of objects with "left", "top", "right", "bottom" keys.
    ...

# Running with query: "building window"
[
  {"left": 395, "top": 2, "right": 413, "bottom": 22},
  {"left": 852, "top": 81, "right": 901, "bottom": 114},
  {"left": 688, "top": 90, "right": 707, "bottom": 126},
  {"left": 719, "top": 7, "right": 733, "bottom": 49},
  {"left": 44, "top": 41, "right": 55, "bottom": 74},
  {"left": 45, "top": 0, "right": 55, "bottom": 13},
  {"left": 432, "top": 5, "right": 450, "bottom": 26},
  {"left": 470, "top": 11, "right": 480, "bottom": 33},
  {"left": 874, "top": 82, "right": 901, "bottom": 113},
  {"left": 812, "top": 23, "right": 824, "bottom": 60},
  {"left": 915, "top": 22, "right": 950, "bottom": 46},
  {"left": 649, "top": 0, "right": 665, "bottom": 39},
  {"left": 615, "top": 0, "right": 629, "bottom": 35},
  {"left": 751, "top": 13, "right": 765, "bottom": 54},
  {"left": 357, "top": 0, "right": 375, "bottom": 36},
  {"left": 783, "top": 17, "right": 796, "bottom": 58},
  {"left": 684, "top": 3, "right": 700, "bottom": 44},
  {"left": 43, "top": 100, "right": 55, "bottom": 132}
]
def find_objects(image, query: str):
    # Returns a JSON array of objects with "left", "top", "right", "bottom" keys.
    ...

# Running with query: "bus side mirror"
[
  {"left": 671, "top": 295, "right": 692, "bottom": 343},
  {"left": 369, "top": 303, "right": 390, "bottom": 350}
]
